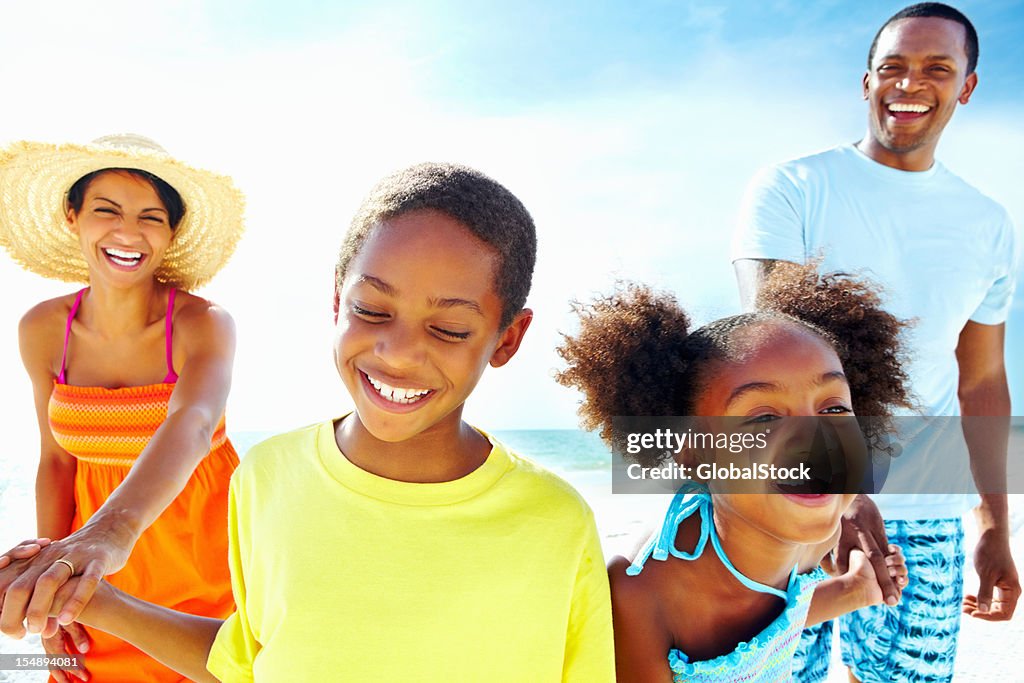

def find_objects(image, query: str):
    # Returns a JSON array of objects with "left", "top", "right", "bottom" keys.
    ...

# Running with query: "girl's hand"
[
  {"left": 41, "top": 622, "right": 91, "bottom": 682},
  {"left": 846, "top": 544, "right": 908, "bottom": 608},
  {"left": 0, "top": 522, "right": 132, "bottom": 638}
]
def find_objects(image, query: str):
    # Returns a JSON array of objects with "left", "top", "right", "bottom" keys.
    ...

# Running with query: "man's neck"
[{"left": 855, "top": 135, "right": 936, "bottom": 172}]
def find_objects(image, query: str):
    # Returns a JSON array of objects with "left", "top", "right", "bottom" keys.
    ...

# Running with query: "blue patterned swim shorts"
[{"left": 792, "top": 518, "right": 964, "bottom": 683}]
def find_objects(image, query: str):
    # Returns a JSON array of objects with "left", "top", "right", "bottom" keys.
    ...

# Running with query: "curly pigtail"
[
  {"left": 556, "top": 284, "right": 692, "bottom": 458},
  {"left": 757, "top": 261, "right": 913, "bottom": 419}
]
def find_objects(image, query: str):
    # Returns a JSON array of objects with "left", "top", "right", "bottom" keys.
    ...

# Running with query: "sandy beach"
[{"left": 2, "top": 443, "right": 1022, "bottom": 682}]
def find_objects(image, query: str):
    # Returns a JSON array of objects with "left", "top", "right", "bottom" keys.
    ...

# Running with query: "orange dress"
[{"left": 46, "top": 288, "right": 237, "bottom": 682}]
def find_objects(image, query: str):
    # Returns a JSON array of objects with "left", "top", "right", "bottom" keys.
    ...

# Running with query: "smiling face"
[
  {"left": 333, "top": 209, "right": 530, "bottom": 444},
  {"left": 66, "top": 170, "right": 173, "bottom": 288},
  {"left": 692, "top": 320, "right": 859, "bottom": 546},
  {"left": 860, "top": 16, "right": 977, "bottom": 170}
]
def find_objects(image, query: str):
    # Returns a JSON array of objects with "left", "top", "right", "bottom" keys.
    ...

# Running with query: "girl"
[
  {"left": 0, "top": 134, "right": 245, "bottom": 682},
  {"left": 556, "top": 262, "right": 910, "bottom": 682}
]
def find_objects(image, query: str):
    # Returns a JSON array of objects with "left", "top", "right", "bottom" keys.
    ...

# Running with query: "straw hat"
[{"left": 0, "top": 134, "right": 245, "bottom": 290}]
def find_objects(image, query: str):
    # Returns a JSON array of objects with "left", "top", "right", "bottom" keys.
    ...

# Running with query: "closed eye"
[
  {"left": 432, "top": 327, "right": 470, "bottom": 341},
  {"left": 352, "top": 304, "right": 388, "bottom": 319},
  {"left": 744, "top": 414, "right": 780, "bottom": 425}
]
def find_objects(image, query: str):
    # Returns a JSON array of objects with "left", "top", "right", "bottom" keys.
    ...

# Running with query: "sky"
[{"left": 0, "top": 0, "right": 1023, "bottom": 436}]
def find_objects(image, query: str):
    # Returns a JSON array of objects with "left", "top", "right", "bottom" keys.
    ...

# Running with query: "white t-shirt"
[{"left": 732, "top": 144, "right": 1018, "bottom": 520}]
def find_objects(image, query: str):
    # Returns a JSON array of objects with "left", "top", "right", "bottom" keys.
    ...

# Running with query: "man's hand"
[
  {"left": 839, "top": 545, "right": 908, "bottom": 608},
  {"left": 836, "top": 494, "right": 901, "bottom": 606},
  {"left": 963, "top": 526, "right": 1020, "bottom": 621}
]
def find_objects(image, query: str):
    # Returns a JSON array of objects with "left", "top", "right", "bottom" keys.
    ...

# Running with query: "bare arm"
[
  {"left": 733, "top": 259, "right": 784, "bottom": 312},
  {"left": 806, "top": 577, "right": 869, "bottom": 627},
  {"left": 956, "top": 321, "right": 1020, "bottom": 620},
  {"left": 0, "top": 301, "right": 237, "bottom": 637},
  {"left": 608, "top": 558, "right": 674, "bottom": 683},
  {"left": 54, "top": 580, "right": 221, "bottom": 683},
  {"left": 17, "top": 304, "right": 78, "bottom": 542},
  {"left": 957, "top": 321, "right": 1010, "bottom": 500},
  {"left": 806, "top": 546, "right": 907, "bottom": 626},
  {"left": 85, "top": 303, "right": 237, "bottom": 559}
]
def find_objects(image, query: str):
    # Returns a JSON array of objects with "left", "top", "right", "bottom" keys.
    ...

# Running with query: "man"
[{"left": 732, "top": 3, "right": 1020, "bottom": 682}]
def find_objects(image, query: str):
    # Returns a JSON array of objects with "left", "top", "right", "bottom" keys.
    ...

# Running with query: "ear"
[
  {"left": 333, "top": 268, "right": 342, "bottom": 325},
  {"left": 672, "top": 445, "right": 700, "bottom": 469},
  {"left": 66, "top": 209, "right": 79, "bottom": 235},
  {"left": 958, "top": 72, "right": 978, "bottom": 105},
  {"left": 861, "top": 71, "right": 870, "bottom": 100},
  {"left": 489, "top": 308, "right": 533, "bottom": 368}
]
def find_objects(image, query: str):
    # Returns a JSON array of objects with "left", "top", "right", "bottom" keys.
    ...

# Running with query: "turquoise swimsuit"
[{"left": 628, "top": 484, "right": 826, "bottom": 683}]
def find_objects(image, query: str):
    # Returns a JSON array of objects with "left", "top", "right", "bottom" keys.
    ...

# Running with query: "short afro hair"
[
  {"left": 336, "top": 162, "right": 536, "bottom": 329},
  {"left": 868, "top": 3, "right": 979, "bottom": 75}
]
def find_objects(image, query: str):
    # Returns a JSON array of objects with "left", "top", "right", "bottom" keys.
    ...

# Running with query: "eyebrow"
[
  {"left": 93, "top": 197, "right": 122, "bottom": 210},
  {"left": 879, "top": 53, "right": 956, "bottom": 62},
  {"left": 724, "top": 371, "right": 849, "bottom": 409},
  {"left": 356, "top": 275, "right": 397, "bottom": 296},
  {"left": 355, "top": 275, "right": 484, "bottom": 316},
  {"left": 428, "top": 296, "right": 484, "bottom": 316},
  {"left": 92, "top": 196, "right": 168, "bottom": 214}
]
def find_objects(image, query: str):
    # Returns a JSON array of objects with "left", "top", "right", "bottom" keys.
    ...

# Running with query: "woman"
[{"left": 0, "top": 134, "right": 245, "bottom": 682}]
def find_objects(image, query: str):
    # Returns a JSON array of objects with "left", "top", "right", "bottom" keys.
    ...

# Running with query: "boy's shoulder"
[
  {"left": 232, "top": 421, "right": 326, "bottom": 483},
  {"left": 485, "top": 432, "right": 596, "bottom": 522}
]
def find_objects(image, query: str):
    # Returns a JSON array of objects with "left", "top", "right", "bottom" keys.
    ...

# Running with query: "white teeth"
[
  {"left": 104, "top": 248, "right": 143, "bottom": 258},
  {"left": 888, "top": 103, "right": 930, "bottom": 113},
  {"left": 366, "top": 374, "right": 431, "bottom": 404},
  {"left": 103, "top": 248, "right": 143, "bottom": 267}
]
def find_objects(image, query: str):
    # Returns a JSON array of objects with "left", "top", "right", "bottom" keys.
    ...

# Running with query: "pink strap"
[
  {"left": 58, "top": 289, "right": 88, "bottom": 384},
  {"left": 164, "top": 288, "right": 178, "bottom": 383}
]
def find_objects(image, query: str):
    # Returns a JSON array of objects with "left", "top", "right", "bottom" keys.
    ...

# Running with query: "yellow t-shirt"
[{"left": 206, "top": 420, "right": 614, "bottom": 682}]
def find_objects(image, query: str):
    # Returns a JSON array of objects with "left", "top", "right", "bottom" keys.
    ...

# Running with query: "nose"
[
  {"left": 772, "top": 416, "right": 868, "bottom": 494},
  {"left": 109, "top": 217, "right": 145, "bottom": 241},
  {"left": 775, "top": 415, "right": 821, "bottom": 455},
  {"left": 894, "top": 68, "right": 926, "bottom": 92},
  {"left": 373, "top": 321, "right": 426, "bottom": 371}
]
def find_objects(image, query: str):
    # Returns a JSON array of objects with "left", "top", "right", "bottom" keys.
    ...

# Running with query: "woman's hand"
[
  {"left": 0, "top": 521, "right": 133, "bottom": 638},
  {"left": 42, "top": 622, "right": 92, "bottom": 683}
]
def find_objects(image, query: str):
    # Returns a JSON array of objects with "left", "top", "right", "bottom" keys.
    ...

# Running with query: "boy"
[{"left": 13, "top": 163, "right": 615, "bottom": 682}]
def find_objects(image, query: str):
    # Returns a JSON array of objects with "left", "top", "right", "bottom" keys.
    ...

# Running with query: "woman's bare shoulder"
[
  {"left": 20, "top": 293, "right": 80, "bottom": 337},
  {"left": 169, "top": 291, "right": 236, "bottom": 354},
  {"left": 19, "top": 293, "right": 80, "bottom": 368},
  {"left": 170, "top": 291, "right": 233, "bottom": 324}
]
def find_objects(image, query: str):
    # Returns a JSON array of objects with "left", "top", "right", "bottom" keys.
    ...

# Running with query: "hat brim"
[{"left": 0, "top": 140, "right": 245, "bottom": 290}]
